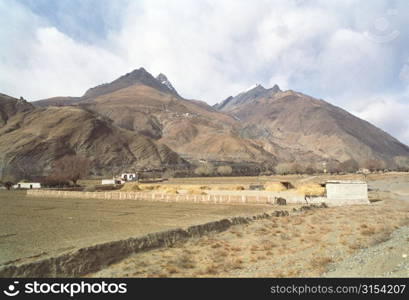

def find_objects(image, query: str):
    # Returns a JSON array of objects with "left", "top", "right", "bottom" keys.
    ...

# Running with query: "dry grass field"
[
  {"left": 89, "top": 173, "right": 409, "bottom": 278},
  {"left": 90, "top": 198, "right": 409, "bottom": 277}
]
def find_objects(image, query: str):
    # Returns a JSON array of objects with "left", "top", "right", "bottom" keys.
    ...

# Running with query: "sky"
[{"left": 1, "top": 0, "right": 409, "bottom": 145}]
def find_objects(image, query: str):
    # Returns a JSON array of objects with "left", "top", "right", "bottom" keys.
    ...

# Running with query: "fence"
[{"left": 26, "top": 189, "right": 314, "bottom": 205}]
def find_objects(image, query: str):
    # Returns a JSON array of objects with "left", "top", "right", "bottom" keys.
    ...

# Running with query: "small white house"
[
  {"left": 121, "top": 173, "right": 138, "bottom": 182},
  {"left": 101, "top": 179, "right": 124, "bottom": 185},
  {"left": 13, "top": 182, "right": 41, "bottom": 189},
  {"left": 325, "top": 180, "right": 369, "bottom": 205}
]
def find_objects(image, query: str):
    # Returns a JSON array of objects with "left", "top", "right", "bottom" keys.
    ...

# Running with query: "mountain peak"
[
  {"left": 82, "top": 67, "right": 177, "bottom": 99},
  {"left": 270, "top": 84, "right": 281, "bottom": 93},
  {"left": 156, "top": 73, "right": 178, "bottom": 95},
  {"left": 214, "top": 83, "right": 282, "bottom": 111},
  {"left": 243, "top": 84, "right": 265, "bottom": 93}
]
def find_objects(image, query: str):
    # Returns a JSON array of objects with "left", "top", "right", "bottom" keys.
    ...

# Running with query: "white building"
[
  {"left": 121, "top": 173, "right": 138, "bottom": 181},
  {"left": 13, "top": 182, "right": 41, "bottom": 189},
  {"left": 101, "top": 179, "right": 124, "bottom": 185},
  {"left": 325, "top": 180, "right": 369, "bottom": 205}
]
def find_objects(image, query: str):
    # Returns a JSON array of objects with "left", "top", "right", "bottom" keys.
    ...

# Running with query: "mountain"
[
  {"left": 67, "top": 69, "right": 276, "bottom": 163},
  {"left": 28, "top": 68, "right": 409, "bottom": 170},
  {"left": 0, "top": 94, "right": 186, "bottom": 179},
  {"left": 32, "top": 96, "right": 80, "bottom": 107},
  {"left": 82, "top": 68, "right": 178, "bottom": 100},
  {"left": 214, "top": 86, "right": 409, "bottom": 166},
  {"left": 214, "top": 84, "right": 281, "bottom": 111}
]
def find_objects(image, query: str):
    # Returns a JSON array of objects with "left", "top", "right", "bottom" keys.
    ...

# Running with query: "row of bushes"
[{"left": 184, "top": 158, "right": 409, "bottom": 177}]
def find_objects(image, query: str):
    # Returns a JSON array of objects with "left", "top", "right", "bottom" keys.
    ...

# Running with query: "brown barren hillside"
[
  {"left": 0, "top": 93, "right": 34, "bottom": 125},
  {"left": 27, "top": 68, "right": 409, "bottom": 169},
  {"left": 215, "top": 86, "right": 409, "bottom": 167},
  {"left": 75, "top": 69, "right": 276, "bottom": 163},
  {"left": 32, "top": 96, "right": 80, "bottom": 107},
  {"left": 0, "top": 94, "right": 186, "bottom": 178}
]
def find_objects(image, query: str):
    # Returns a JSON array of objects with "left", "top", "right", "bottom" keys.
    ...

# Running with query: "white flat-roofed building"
[
  {"left": 101, "top": 179, "right": 124, "bottom": 185},
  {"left": 325, "top": 180, "right": 369, "bottom": 205},
  {"left": 13, "top": 182, "right": 41, "bottom": 189}
]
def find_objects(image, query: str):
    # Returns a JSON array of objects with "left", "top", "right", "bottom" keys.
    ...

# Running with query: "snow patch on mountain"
[{"left": 156, "top": 73, "right": 178, "bottom": 95}]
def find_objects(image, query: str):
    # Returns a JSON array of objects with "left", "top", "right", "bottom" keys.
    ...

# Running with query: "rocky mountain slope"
[
  {"left": 33, "top": 68, "right": 276, "bottom": 163},
  {"left": 32, "top": 96, "right": 80, "bottom": 107},
  {"left": 28, "top": 68, "right": 409, "bottom": 170},
  {"left": 214, "top": 85, "right": 409, "bottom": 166},
  {"left": 0, "top": 94, "right": 185, "bottom": 179},
  {"left": 82, "top": 68, "right": 178, "bottom": 99},
  {"left": 0, "top": 93, "right": 33, "bottom": 126}
]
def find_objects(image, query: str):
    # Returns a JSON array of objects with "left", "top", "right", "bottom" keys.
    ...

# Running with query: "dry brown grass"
[
  {"left": 310, "top": 256, "right": 334, "bottom": 272},
  {"left": 173, "top": 254, "right": 196, "bottom": 269},
  {"left": 165, "top": 265, "right": 179, "bottom": 274},
  {"left": 211, "top": 243, "right": 222, "bottom": 249},
  {"left": 265, "top": 182, "right": 287, "bottom": 192},
  {"left": 204, "top": 264, "right": 219, "bottom": 275},
  {"left": 120, "top": 183, "right": 142, "bottom": 191},
  {"left": 360, "top": 226, "right": 376, "bottom": 236},
  {"left": 296, "top": 183, "right": 326, "bottom": 196},
  {"left": 90, "top": 175, "right": 409, "bottom": 278}
]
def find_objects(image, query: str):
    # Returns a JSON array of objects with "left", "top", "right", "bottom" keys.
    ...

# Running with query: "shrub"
[
  {"left": 162, "top": 169, "right": 175, "bottom": 179},
  {"left": 326, "top": 161, "right": 341, "bottom": 174},
  {"left": 194, "top": 163, "right": 215, "bottom": 176},
  {"left": 84, "top": 185, "right": 97, "bottom": 192},
  {"left": 394, "top": 156, "right": 409, "bottom": 171},
  {"left": 339, "top": 159, "right": 359, "bottom": 173},
  {"left": 216, "top": 165, "right": 233, "bottom": 176},
  {"left": 362, "top": 159, "right": 385, "bottom": 172},
  {"left": 4, "top": 182, "right": 14, "bottom": 190},
  {"left": 1, "top": 175, "right": 17, "bottom": 190},
  {"left": 305, "top": 164, "right": 317, "bottom": 175},
  {"left": 274, "top": 163, "right": 293, "bottom": 175},
  {"left": 41, "top": 176, "right": 70, "bottom": 188},
  {"left": 51, "top": 155, "right": 91, "bottom": 185}
]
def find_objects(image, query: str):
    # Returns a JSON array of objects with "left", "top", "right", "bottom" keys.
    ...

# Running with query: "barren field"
[{"left": 0, "top": 191, "right": 273, "bottom": 267}]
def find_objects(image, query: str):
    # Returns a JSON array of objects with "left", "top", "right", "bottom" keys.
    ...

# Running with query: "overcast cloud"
[{"left": 1, "top": 0, "right": 409, "bottom": 145}]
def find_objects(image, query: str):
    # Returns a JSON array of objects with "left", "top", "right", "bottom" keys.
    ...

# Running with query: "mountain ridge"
[{"left": 21, "top": 67, "right": 409, "bottom": 172}]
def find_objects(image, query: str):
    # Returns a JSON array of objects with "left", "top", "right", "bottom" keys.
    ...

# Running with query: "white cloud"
[
  {"left": 1, "top": 0, "right": 409, "bottom": 145},
  {"left": 353, "top": 96, "right": 409, "bottom": 145}
]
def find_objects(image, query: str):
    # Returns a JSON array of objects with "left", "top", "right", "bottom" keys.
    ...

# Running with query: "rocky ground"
[{"left": 324, "top": 225, "right": 409, "bottom": 277}]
